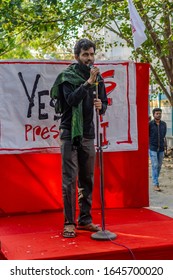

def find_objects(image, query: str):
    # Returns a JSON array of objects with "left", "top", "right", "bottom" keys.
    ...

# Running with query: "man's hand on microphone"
[
  {"left": 94, "top": 98, "right": 102, "bottom": 111},
  {"left": 88, "top": 66, "right": 100, "bottom": 85}
]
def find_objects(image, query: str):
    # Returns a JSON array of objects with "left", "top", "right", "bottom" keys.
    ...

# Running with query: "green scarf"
[{"left": 51, "top": 63, "right": 87, "bottom": 146}]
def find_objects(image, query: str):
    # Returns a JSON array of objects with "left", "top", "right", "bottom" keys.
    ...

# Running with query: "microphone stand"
[{"left": 91, "top": 80, "right": 117, "bottom": 241}]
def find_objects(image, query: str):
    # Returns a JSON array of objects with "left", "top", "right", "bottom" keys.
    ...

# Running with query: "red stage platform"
[{"left": 0, "top": 208, "right": 173, "bottom": 260}]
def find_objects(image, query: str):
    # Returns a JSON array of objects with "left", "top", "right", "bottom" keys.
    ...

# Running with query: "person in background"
[
  {"left": 51, "top": 38, "right": 108, "bottom": 238},
  {"left": 149, "top": 108, "right": 167, "bottom": 191}
]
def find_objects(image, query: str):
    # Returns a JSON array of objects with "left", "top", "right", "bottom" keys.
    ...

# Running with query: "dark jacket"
[
  {"left": 59, "top": 67, "right": 108, "bottom": 140},
  {"left": 149, "top": 120, "right": 167, "bottom": 152}
]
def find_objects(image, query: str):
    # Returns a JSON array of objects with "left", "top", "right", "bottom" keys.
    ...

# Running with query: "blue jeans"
[{"left": 149, "top": 150, "right": 164, "bottom": 186}]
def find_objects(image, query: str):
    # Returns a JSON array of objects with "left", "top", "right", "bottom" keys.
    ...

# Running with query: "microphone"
[{"left": 89, "top": 64, "right": 100, "bottom": 81}]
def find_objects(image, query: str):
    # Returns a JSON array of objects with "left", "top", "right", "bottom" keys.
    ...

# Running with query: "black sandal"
[
  {"left": 77, "top": 223, "right": 101, "bottom": 232},
  {"left": 63, "top": 225, "right": 76, "bottom": 238}
]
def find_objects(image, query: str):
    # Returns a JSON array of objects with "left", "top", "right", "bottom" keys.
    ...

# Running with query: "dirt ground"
[{"left": 148, "top": 148, "right": 173, "bottom": 217}]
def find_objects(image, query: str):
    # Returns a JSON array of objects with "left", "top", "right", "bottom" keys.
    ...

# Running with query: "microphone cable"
[{"left": 101, "top": 229, "right": 136, "bottom": 260}]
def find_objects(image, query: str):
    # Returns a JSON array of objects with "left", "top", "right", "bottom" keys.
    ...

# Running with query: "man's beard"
[
  {"left": 155, "top": 117, "right": 161, "bottom": 121},
  {"left": 77, "top": 60, "right": 91, "bottom": 78}
]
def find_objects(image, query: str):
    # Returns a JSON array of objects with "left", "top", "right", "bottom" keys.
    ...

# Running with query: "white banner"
[
  {"left": 0, "top": 60, "right": 138, "bottom": 154},
  {"left": 128, "top": 0, "right": 147, "bottom": 49}
]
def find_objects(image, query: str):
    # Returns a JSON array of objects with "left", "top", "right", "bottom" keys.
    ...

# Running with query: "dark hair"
[
  {"left": 152, "top": 107, "right": 162, "bottom": 115},
  {"left": 74, "top": 38, "right": 96, "bottom": 56}
]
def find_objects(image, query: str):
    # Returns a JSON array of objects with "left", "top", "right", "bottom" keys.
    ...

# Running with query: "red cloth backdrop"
[{"left": 0, "top": 63, "right": 149, "bottom": 215}]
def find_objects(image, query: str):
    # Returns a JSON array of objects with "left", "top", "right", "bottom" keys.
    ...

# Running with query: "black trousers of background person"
[{"left": 60, "top": 132, "right": 96, "bottom": 226}]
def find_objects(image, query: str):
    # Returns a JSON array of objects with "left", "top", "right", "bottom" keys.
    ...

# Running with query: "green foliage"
[{"left": 0, "top": 0, "right": 173, "bottom": 105}]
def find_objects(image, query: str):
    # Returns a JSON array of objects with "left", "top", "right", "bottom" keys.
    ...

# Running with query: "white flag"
[{"left": 127, "top": 0, "right": 147, "bottom": 49}]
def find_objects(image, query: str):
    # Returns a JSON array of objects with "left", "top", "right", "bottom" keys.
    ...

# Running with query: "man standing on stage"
[
  {"left": 149, "top": 108, "right": 167, "bottom": 192},
  {"left": 51, "top": 38, "right": 108, "bottom": 237}
]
